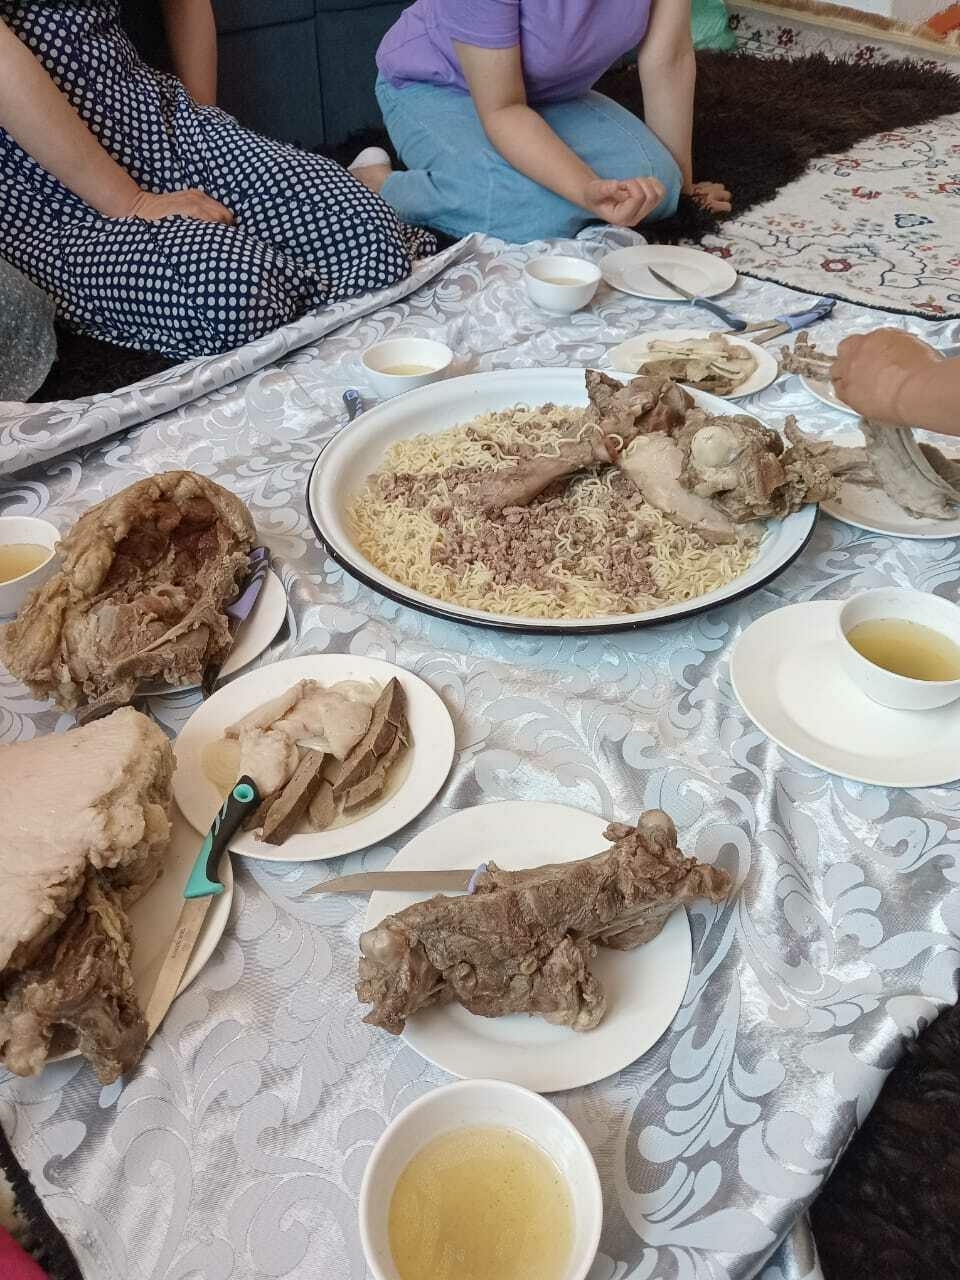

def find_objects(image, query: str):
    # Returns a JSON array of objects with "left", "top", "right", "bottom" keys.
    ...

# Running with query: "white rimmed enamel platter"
[
  {"left": 599, "top": 245, "right": 737, "bottom": 301},
  {"left": 608, "top": 328, "right": 778, "bottom": 398},
  {"left": 363, "top": 802, "right": 693, "bottom": 1093},
  {"left": 173, "top": 654, "right": 456, "bottom": 863},
  {"left": 52, "top": 804, "right": 233, "bottom": 1064},
  {"left": 820, "top": 429, "right": 960, "bottom": 539},
  {"left": 142, "top": 568, "right": 287, "bottom": 696},
  {"left": 730, "top": 601, "right": 960, "bottom": 787},
  {"left": 306, "top": 367, "right": 817, "bottom": 634}
]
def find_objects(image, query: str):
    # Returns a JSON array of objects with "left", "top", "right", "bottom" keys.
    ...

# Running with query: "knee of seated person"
[
  {"left": 194, "top": 256, "right": 309, "bottom": 352},
  {"left": 647, "top": 159, "right": 683, "bottom": 223}
]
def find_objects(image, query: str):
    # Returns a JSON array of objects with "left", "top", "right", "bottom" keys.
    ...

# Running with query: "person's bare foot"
[{"left": 349, "top": 147, "right": 392, "bottom": 194}]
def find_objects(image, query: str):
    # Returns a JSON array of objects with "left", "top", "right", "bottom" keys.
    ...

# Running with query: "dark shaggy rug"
[
  {"left": 30, "top": 50, "right": 960, "bottom": 403},
  {"left": 812, "top": 998, "right": 960, "bottom": 1280}
]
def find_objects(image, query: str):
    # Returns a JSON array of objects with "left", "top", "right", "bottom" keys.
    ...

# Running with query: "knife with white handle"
[{"left": 304, "top": 866, "right": 485, "bottom": 896}]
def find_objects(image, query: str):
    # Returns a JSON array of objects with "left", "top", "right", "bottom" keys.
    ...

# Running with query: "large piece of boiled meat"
[
  {"left": 357, "top": 810, "right": 731, "bottom": 1035},
  {"left": 0, "top": 471, "right": 255, "bottom": 709}
]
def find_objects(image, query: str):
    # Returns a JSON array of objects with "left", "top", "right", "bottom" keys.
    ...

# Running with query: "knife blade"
[
  {"left": 304, "top": 868, "right": 478, "bottom": 896},
  {"left": 143, "top": 776, "right": 260, "bottom": 1036},
  {"left": 647, "top": 267, "right": 748, "bottom": 332}
]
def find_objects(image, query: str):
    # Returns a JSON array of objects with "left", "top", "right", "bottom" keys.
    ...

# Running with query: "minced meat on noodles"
[{"left": 347, "top": 404, "right": 758, "bottom": 620}]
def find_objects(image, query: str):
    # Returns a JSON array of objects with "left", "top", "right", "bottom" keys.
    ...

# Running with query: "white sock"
[{"left": 349, "top": 146, "right": 392, "bottom": 173}]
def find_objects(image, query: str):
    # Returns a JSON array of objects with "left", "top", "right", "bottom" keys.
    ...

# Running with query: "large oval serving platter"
[{"left": 307, "top": 368, "right": 817, "bottom": 634}]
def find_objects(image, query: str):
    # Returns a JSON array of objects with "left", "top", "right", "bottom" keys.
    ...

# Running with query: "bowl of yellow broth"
[
  {"left": 359, "top": 1078, "right": 602, "bottom": 1280},
  {"left": 362, "top": 338, "right": 454, "bottom": 401},
  {"left": 0, "top": 516, "right": 59, "bottom": 617},
  {"left": 838, "top": 587, "right": 960, "bottom": 711}
]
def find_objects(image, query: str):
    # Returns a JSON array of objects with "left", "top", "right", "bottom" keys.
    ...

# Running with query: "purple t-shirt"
[{"left": 377, "top": 0, "right": 653, "bottom": 105}]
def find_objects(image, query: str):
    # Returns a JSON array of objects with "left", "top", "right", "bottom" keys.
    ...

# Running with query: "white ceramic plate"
[
  {"left": 174, "top": 655, "right": 456, "bottom": 863},
  {"left": 53, "top": 804, "right": 233, "bottom": 1063},
  {"left": 599, "top": 245, "right": 737, "bottom": 301},
  {"left": 820, "top": 429, "right": 960, "bottom": 540},
  {"left": 608, "top": 328, "right": 778, "bottom": 399},
  {"left": 363, "top": 802, "right": 693, "bottom": 1092},
  {"left": 731, "top": 601, "right": 960, "bottom": 787},
  {"left": 306, "top": 368, "right": 817, "bottom": 634},
  {"left": 142, "top": 568, "right": 287, "bottom": 696},
  {"left": 800, "top": 373, "right": 858, "bottom": 416}
]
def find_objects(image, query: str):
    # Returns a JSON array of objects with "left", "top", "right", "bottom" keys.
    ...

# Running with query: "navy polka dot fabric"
[{"left": 0, "top": 2, "right": 436, "bottom": 359}]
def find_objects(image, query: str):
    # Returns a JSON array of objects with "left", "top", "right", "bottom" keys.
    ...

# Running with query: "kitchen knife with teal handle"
[{"left": 144, "top": 776, "right": 260, "bottom": 1036}]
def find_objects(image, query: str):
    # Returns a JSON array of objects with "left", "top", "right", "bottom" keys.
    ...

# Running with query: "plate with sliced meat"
[
  {"left": 307, "top": 368, "right": 820, "bottom": 634},
  {"left": 173, "top": 655, "right": 456, "bottom": 862},
  {"left": 358, "top": 802, "right": 732, "bottom": 1092}
]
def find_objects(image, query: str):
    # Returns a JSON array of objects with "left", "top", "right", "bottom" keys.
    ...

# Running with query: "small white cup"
[
  {"left": 359, "top": 1078, "right": 603, "bottom": 1280},
  {"left": 524, "top": 255, "right": 601, "bottom": 314},
  {"left": 837, "top": 587, "right": 960, "bottom": 711},
  {"left": 361, "top": 338, "right": 454, "bottom": 400},
  {"left": 0, "top": 516, "right": 59, "bottom": 618}
]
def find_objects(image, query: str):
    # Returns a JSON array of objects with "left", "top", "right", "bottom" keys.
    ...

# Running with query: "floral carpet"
[{"left": 712, "top": 7, "right": 960, "bottom": 318}]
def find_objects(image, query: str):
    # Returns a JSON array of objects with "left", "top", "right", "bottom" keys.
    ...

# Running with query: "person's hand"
[
  {"left": 124, "top": 188, "right": 234, "bottom": 224},
  {"left": 831, "top": 329, "right": 944, "bottom": 425},
  {"left": 583, "top": 177, "right": 666, "bottom": 227},
  {"left": 690, "top": 181, "right": 732, "bottom": 213}
]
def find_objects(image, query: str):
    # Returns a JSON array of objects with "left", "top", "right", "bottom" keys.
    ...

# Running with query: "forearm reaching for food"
[
  {"left": 0, "top": 18, "right": 231, "bottom": 221},
  {"left": 638, "top": 0, "right": 731, "bottom": 213},
  {"left": 453, "top": 42, "right": 667, "bottom": 226},
  {"left": 161, "top": 0, "right": 218, "bottom": 106},
  {"left": 831, "top": 330, "right": 960, "bottom": 437}
]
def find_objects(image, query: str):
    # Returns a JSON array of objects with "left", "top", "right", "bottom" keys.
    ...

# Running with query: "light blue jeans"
[{"left": 376, "top": 76, "right": 682, "bottom": 243}]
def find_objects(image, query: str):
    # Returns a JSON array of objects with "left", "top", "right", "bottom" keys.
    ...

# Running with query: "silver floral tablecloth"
[{"left": 2, "top": 230, "right": 960, "bottom": 1280}]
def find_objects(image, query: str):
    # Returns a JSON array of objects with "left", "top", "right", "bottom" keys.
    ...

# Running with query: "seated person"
[
  {"left": 831, "top": 330, "right": 959, "bottom": 436},
  {"left": 0, "top": 0, "right": 435, "bottom": 361},
  {"left": 353, "top": 0, "right": 731, "bottom": 243}
]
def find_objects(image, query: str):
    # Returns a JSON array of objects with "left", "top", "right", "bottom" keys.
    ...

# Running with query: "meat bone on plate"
[
  {"left": 781, "top": 333, "right": 960, "bottom": 521},
  {"left": 355, "top": 810, "right": 733, "bottom": 1036}
]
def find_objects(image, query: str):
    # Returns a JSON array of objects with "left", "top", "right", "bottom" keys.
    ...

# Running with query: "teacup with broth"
[
  {"left": 360, "top": 1079, "right": 602, "bottom": 1280},
  {"left": 838, "top": 588, "right": 960, "bottom": 711},
  {"left": 0, "top": 516, "right": 59, "bottom": 617}
]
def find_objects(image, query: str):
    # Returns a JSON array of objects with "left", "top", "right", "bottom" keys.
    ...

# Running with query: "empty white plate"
[
  {"left": 599, "top": 245, "right": 737, "bottom": 301},
  {"left": 731, "top": 601, "right": 960, "bottom": 787},
  {"left": 820, "top": 429, "right": 960, "bottom": 540},
  {"left": 608, "top": 328, "right": 778, "bottom": 398},
  {"left": 363, "top": 802, "right": 693, "bottom": 1093},
  {"left": 174, "top": 654, "right": 456, "bottom": 863}
]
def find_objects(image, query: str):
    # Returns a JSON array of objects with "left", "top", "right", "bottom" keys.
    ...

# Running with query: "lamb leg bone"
[{"left": 860, "top": 421, "right": 960, "bottom": 520}]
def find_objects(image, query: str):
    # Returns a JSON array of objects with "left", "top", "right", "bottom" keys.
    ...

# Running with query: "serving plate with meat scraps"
[
  {"left": 306, "top": 367, "right": 818, "bottom": 634},
  {"left": 173, "top": 655, "right": 456, "bottom": 862},
  {"left": 608, "top": 329, "right": 778, "bottom": 399},
  {"left": 362, "top": 802, "right": 693, "bottom": 1093},
  {"left": 820, "top": 429, "right": 960, "bottom": 539},
  {"left": 139, "top": 567, "right": 288, "bottom": 695},
  {"left": 50, "top": 806, "right": 233, "bottom": 1065}
]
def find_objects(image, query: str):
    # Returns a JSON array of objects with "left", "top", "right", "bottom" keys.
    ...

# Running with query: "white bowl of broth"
[
  {"left": 0, "top": 516, "right": 59, "bottom": 617},
  {"left": 359, "top": 1078, "right": 602, "bottom": 1280},
  {"left": 362, "top": 338, "right": 454, "bottom": 400},
  {"left": 838, "top": 588, "right": 960, "bottom": 711},
  {"left": 524, "top": 256, "right": 601, "bottom": 314}
]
